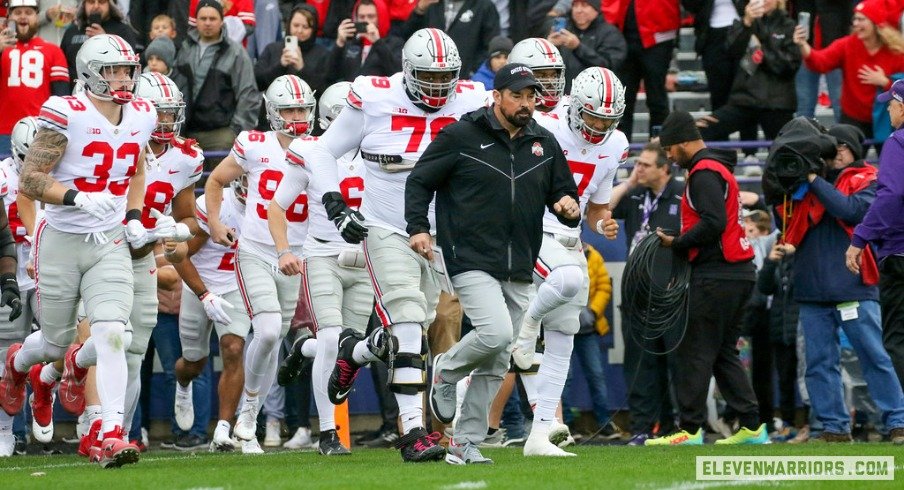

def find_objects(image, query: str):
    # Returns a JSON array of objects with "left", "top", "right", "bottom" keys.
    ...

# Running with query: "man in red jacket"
[
  {"left": 648, "top": 110, "right": 766, "bottom": 446},
  {"left": 603, "top": 0, "right": 680, "bottom": 142}
]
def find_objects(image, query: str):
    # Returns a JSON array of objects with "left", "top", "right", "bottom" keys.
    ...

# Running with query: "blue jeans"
[
  {"left": 500, "top": 381, "right": 525, "bottom": 439},
  {"left": 795, "top": 65, "right": 842, "bottom": 122},
  {"left": 0, "top": 135, "right": 10, "bottom": 157},
  {"left": 141, "top": 313, "right": 211, "bottom": 438},
  {"left": 799, "top": 301, "right": 904, "bottom": 434},
  {"left": 565, "top": 334, "right": 610, "bottom": 425}
]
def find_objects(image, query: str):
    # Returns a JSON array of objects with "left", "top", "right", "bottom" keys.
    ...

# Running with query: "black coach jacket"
[{"left": 405, "top": 105, "right": 579, "bottom": 283}]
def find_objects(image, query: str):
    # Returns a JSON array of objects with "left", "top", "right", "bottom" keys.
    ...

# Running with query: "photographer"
[
  {"left": 776, "top": 123, "right": 904, "bottom": 443},
  {"left": 327, "top": 0, "right": 391, "bottom": 84}
]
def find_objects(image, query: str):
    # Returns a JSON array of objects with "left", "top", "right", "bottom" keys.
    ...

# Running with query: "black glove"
[
  {"left": 1, "top": 273, "right": 22, "bottom": 321},
  {"left": 322, "top": 191, "right": 368, "bottom": 244}
]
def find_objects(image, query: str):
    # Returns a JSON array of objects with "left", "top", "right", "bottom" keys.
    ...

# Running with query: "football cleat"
[
  {"left": 174, "top": 381, "right": 194, "bottom": 432},
  {"left": 78, "top": 419, "right": 102, "bottom": 457},
  {"left": 277, "top": 330, "right": 314, "bottom": 387},
  {"left": 715, "top": 423, "right": 770, "bottom": 445},
  {"left": 0, "top": 343, "right": 27, "bottom": 415},
  {"left": 318, "top": 429, "right": 351, "bottom": 455},
  {"left": 59, "top": 344, "right": 88, "bottom": 415},
  {"left": 89, "top": 427, "right": 139, "bottom": 468},
  {"left": 328, "top": 329, "right": 365, "bottom": 404},
  {"left": 28, "top": 364, "right": 56, "bottom": 443},
  {"left": 233, "top": 397, "right": 258, "bottom": 441},
  {"left": 396, "top": 427, "right": 445, "bottom": 463},
  {"left": 644, "top": 428, "right": 704, "bottom": 446}
]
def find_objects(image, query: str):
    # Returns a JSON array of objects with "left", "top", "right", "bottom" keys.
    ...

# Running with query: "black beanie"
[
  {"left": 196, "top": 0, "right": 224, "bottom": 19},
  {"left": 827, "top": 124, "right": 865, "bottom": 160},
  {"left": 658, "top": 110, "right": 701, "bottom": 147}
]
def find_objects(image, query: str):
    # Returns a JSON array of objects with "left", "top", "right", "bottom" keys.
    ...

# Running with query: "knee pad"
[
  {"left": 379, "top": 288, "right": 428, "bottom": 325},
  {"left": 122, "top": 330, "right": 133, "bottom": 353},
  {"left": 388, "top": 353, "right": 426, "bottom": 395},
  {"left": 547, "top": 265, "right": 584, "bottom": 300}
]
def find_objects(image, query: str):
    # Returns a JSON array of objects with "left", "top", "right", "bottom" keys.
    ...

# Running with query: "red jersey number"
[
  {"left": 217, "top": 241, "right": 238, "bottom": 271},
  {"left": 568, "top": 160, "right": 595, "bottom": 197},
  {"left": 256, "top": 169, "right": 307, "bottom": 222},
  {"left": 339, "top": 176, "right": 364, "bottom": 210},
  {"left": 390, "top": 115, "right": 457, "bottom": 153},
  {"left": 74, "top": 142, "right": 141, "bottom": 196},
  {"left": 140, "top": 181, "right": 176, "bottom": 228}
]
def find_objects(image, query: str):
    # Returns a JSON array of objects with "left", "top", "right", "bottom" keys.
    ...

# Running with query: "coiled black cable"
[{"left": 620, "top": 232, "right": 691, "bottom": 356}]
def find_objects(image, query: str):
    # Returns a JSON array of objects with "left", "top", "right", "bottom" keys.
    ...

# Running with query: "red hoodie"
[
  {"left": 354, "top": 0, "right": 391, "bottom": 45},
  {"left": 387, "top": 0, "right": 417, "bottom": 21},
  {"left": 306, "top": 0, "right": 332, "bottom": 37},
  {"left": 603, "top": 0, "right": 681, "bottom": 49}
]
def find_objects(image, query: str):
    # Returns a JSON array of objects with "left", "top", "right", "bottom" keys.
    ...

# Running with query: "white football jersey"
[
  {"left": 348, "top": 73, "right": 488, "bottom": 235},
  {"left": 232, "top": 130, "right": 308, "bottom": 262},
  {"left": 0, "top": 159, "right": 37, "bottom": 290},
  {"left": 535, "top": 110, "right": 628, "bottom": 238},
  {"left": 192, "top": 188, "right": 244, "bottom": 296},
  {"left": 37, "top": 92, "right": 156, "bottom": 233},
  {"left": 285, "top": 137, "right": 364, "bottom": 257},
  {"left": 140, "top": 138, "right": 203, "bottom": 228}
]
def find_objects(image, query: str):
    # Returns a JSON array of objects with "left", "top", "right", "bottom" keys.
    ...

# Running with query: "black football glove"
[
  {"left": 0, "top": 273, "right": 22, "bottom": 321},
  {"left": 322, "top": 191, "right": 368, "bottom": 244}
]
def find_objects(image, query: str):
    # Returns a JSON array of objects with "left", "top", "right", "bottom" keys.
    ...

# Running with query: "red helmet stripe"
[
  {"left": 599, "top": 67, "right": 613, "bottom": 107},
  {"left": 153, "top": 72, "right": 171, "bottom": 98},
  {"left": 287, "top": 76, "right": 304, "bottom": 102},
  {"left": 428, "top": 29, "right": 445, "bottom": 64},
  {"left": 111, "top": 35, "right": 131, "bottom": 55},
  {"left": 538, "top": 39, "right": 557, "bottom": 64}
]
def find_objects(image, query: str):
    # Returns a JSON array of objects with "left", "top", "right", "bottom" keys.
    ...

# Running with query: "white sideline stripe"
[
  {"left": 645, "top": 481, "right": 782, "bottom": 490},
  {"left": 440, "top": 481, "right": 488, "bottom": 490},
  {"left": 0, "top": 450, "right": 288, "bottom": 472}
]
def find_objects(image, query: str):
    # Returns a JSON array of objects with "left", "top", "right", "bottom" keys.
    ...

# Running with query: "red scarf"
[{"left": 776, "top": 165, "right": 879, "bottom": 285}]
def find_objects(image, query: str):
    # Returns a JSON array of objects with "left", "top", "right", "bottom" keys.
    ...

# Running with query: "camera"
[{"left": 354, "top": 22, "right": 368, "bottom": 34}]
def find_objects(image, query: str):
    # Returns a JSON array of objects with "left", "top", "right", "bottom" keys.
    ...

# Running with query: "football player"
[
  {"left": 300, "top": 28, "right": 489, "bottom": 462},
  {"left": 508, "top": 38, "right": 567, "bottom": 116},
  {"left": 0, "top": 34, "right": 154, "bottom": 468},
  {"left": 205, "top": 74, "right": 313, "bottom": 447}
]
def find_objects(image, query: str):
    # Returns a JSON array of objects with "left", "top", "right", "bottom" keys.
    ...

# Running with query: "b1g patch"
[{"left": 532, "top": 142, "right": 544, "bottom": 157}]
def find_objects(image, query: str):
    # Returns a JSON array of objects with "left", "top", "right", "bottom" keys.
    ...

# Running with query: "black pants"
[
  {"left": 699, "top": 105, "right": 794, "bottom": 143},
  {"left": 880, "top": 255, "right": 904, "bottom": 390},
  {"left": 623, "top": 313, "right": 679, "bottom": 434},
  {"left": 674, "top": 277, "right": 760, "bottom": 432},
  {"left": 701, "top": 27, "right": 739, "bottom": 111},
  {"left": 749, "top": 309, "right": 773, "bottom": 426},
  {"left": 620, "top": 39, "right": 675, "bottom": 142},
  {"left": 772, "top": 341, "right": 798, "bottom": 424}
]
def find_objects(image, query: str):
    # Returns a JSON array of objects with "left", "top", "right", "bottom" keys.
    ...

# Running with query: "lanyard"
[{"left": 641, "top": 188, "right": 664, "bottom": 229}]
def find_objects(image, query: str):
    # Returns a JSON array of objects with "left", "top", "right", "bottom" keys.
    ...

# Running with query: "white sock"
[
  {"left": 526, "top": 265, "right": 583, "bottom": 322},
  {"left": 91, "top": 321, "right": 128, "bottom": 434},
  {"left": 217, "top": 419, "right": 231, "bottom": 431},
  {"left": 301, "top": 338, "right": 317, "bottom": 358},
  {"left": 397, "top": 392, "right": 423, "bottom": 434},
  {"left": 40, "top": 363, "right": 61, "bottom": 384},
  {"left": 76, "top": 338, "right": 97, "bottom": 368},
  {"left": 314, "top": 327, "right": 340, "bottom": 432},
  {"left": 520, "top": 371, "right": 539, "bottom": 409},
  {"left": 176, "top": 381, "right": 191, "bottom": 396},
  {"left": 530, "top": 331, "right": 573, "bottom": 432},
  {"left": 256, "top": 350, "right": 279, "bottom": 406},
  {"left": 85, "top": 404, "right": 102, "bottom": 424},
  {"left": 122, "top": 352, "right": 142, "bottom": 436},
  {"left": 352, "top": 340, "right": 377, "bottom": 364},
  {"left": 243, "top": 312, "right": 282, "bottom": 394}
]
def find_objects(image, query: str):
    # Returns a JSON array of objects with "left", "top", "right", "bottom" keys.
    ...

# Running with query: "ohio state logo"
[{"left": 532, "top": 142, "right": 543, "bottom": 157}]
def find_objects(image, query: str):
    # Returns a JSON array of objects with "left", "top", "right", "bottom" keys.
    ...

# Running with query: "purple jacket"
[{"left": 852, "top": 128, "right": 904, "bottom": 260}]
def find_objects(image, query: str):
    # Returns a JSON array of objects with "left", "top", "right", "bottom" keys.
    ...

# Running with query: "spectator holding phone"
[
  {"left": 327, "top": 0, "right": 391, "bottom": 84},
  {"left": 60, "top": 0, "right": 139, "bottom": 83},
  {"left": 255, "top": 4, "right": 330, "bottom": 95},
  {"left": 549, "top": 0, "right": 626, "bottom": 91}
]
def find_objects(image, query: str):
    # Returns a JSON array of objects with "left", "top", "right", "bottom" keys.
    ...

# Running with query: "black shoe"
[
  {"left": 593, "top": 421, "right": 623, "bottom": 441},
  {"left": 395, "top": 427, "right": 444, "bottom": 463},
  {"left": 361, "top": 426, "right": 400, "bottom": 448},
  {"left": 318, "top": 429, "right": 351, "bottom": 455},
  {"left": 174, "top": 434, "right": 209, "bottom": 451},
  {"left": 354, "top": 428, "right": 382, "bottom": 445},
  {"left": 14, "top": 435, "right": 27, "bottom": 455},
  {"left": 328, "top": 329, "right": 365, "bottom": 404},
  {"left": 278, "top": 330, "right": 314, "bottom": 386},
  {"left": 159, "top": 438, "right": 177, "bottom": 450}
]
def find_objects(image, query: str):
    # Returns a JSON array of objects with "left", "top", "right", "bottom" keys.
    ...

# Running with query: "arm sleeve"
[
  {"left": 405, "top": 127, "right": 460, "bottom": 236},
  {"left": 804, "top": 36, "right": 847, "bottom": 74},
  {"left": 854, "top": 151, "right": 904, "bottom": 246},
  {"left": 304, "top": 107, "right": 366, "bottom": 195},
  {"left": 546, "top": 140, "right": 581, "bottom": 228},
  {"left": 273, "top": 155, "right": 310, "bottom": 209},
  {"left": 809, "top": 175, "right": 876, "bottom": 225},
  {"left": 231, "top": 50, "right": 262, "bottom": 134},
  {"left": 671, "top": 170, "right": 727, "bottom": 251}
]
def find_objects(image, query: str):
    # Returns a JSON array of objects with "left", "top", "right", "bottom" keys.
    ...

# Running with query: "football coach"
[{"left": 405, "top": 63, "right": 580, "bottom": 464}]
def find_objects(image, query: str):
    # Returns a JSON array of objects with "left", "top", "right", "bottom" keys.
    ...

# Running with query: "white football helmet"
[
  {"left": 136, "top": 72, "right": 185, "bottom": 143},
  {"left": 402, "top": 28, "right": 461, "bottom": 109},
  {"left": 508, "top": 38, "right": 566, "bottom": 110},
  {"left": 10, "top": 116, "right": 39, "bottom": 171},
  {"left": 318, "top": 81, "right": 352, "bottom": 131},
  {"left": 75, "top": 34, "right": 141, "bottom": 105},
  {"left": 568, "top": 67, "right": 626, "bottom": 145},
  {"left": 231, "top": 174, "right": 249, "bottom": 205},
  {"left": 7, "top": 0, "right": 38, "bottom": 9},
  {"left": 263, "top": 75, "right": 316, "bottom": 136}
]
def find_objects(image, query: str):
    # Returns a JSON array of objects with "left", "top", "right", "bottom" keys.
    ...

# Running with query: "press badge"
[{"left": 837, "top": 301, "right": 859, "bottom": 321}]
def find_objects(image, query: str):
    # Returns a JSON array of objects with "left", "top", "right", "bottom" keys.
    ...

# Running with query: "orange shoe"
[
  {"left": 0, "top": 344, "right": 27, "bottom": 415},
  {"left": 59, "top": 344, "right": 88, "bottom": 415},
  {"left": 89, "top": 427, "right": 139, "bottom": 468}
]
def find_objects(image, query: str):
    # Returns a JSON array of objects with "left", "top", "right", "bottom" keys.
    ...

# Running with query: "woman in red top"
[{"left": 793, "top": 0, "right": 904, "bottom": 138}]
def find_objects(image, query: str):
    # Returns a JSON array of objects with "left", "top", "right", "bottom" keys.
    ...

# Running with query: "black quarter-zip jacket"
[{"left": 405, "top": 105, "right": 579, "bottom": 283}]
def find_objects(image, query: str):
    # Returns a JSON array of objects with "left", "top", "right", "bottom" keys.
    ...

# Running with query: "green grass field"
[{"left": 1, "top": 443, "right": 902, "bottom": 490}]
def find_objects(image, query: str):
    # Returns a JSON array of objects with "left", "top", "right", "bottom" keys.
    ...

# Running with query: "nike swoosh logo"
[
  {"left": 130, "top": 130, "right": 140, "bottom": 136},
  {"left": 480, "top": 143, "right": 494, "bottom": 149},
  {"left": 337, "top": 389, "right": 351, "bottom": 399},
  {"left": 168, "top": 169, "right": 179, "bottom": 174},
  {"left": 149, "top": 268, "right": 157, "bottom": 275},
  {"left": 38, "top": 427, "right": 52, "bottom": 435},
  {"left": 113, "top": 239, "right": 123, "bottom": 245},
  {"left": 598, "top": 155, "right": 609, "bottom": 159}
]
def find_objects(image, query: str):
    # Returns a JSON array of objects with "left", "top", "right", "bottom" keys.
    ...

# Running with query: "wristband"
[
  {"left": 126, "top": 209, "right": 142, "bottom": 222},
  {"left": 63, "top": 189, "right": 79, "bottom": 206},
  {"left": 595, "top": 219, "right": 605, "bottom": 234},
  {"left": 277, "top": 249, "right": 292, "bottom": 259},
  {"left": 197, "top": 290, "right": 209, "bottom": 300}
]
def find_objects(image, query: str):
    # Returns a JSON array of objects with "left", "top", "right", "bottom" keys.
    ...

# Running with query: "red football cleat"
[
  {"left": 78, "top": 419, "right": 102, "bottom": 458},
  {"left": 0, "top": 343, "right": 27, "bottom": 415},
  {"left": 89, "top": 427, "right": 139, "bottom": 468},
  {"left": 28, "top": 364, "right": 56, "bottom": 427},
  {"left": 59, "top": 344, "right": 88, "bottom": 415}
]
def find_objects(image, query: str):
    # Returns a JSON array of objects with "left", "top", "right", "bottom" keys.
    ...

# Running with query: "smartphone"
[
  {"left": 87, "top": 12, "right": 102, "bottom": 27},
  {"left": 797, "top": 11, "right": 811, "bottom": 40},
  {"left": 552, "top": 16, "right": 567, "bottom": 32},
  {"left": 354, "top": 21, "right": 368, "bottom": 34},
  {"left": 285, "top": 35, "right": 299, "bottom": 50},
  {"left": 6, "top": 19, "right": 15, "bottom": 37}
]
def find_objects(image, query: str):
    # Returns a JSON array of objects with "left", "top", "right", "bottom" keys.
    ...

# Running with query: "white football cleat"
[
  {"left": 524, "top": 428, "right": 576, "bottom": 457},
  {"left": 174, "top": 382, "right": 194, "bottom": 432},
  {"left": 548, "top": 421, "right": 575, "bottom": 448},
  {"left": 233, "top": 398, "right": 258, "bottom": 441},
  {"left": 241, "top": 438, "right": 264, "bottom": 454},
  {"left": 283, "top": 427, "right": 313, "bottom": 449},
  {"left": 0, "top": 433, "right": 13, "bottom": 457},
  {"left": 263, "top": 420, "right": 281, "bottom": 447},
  {"left": 209, "top": 422, "right": 235, "bottom": 452}
]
